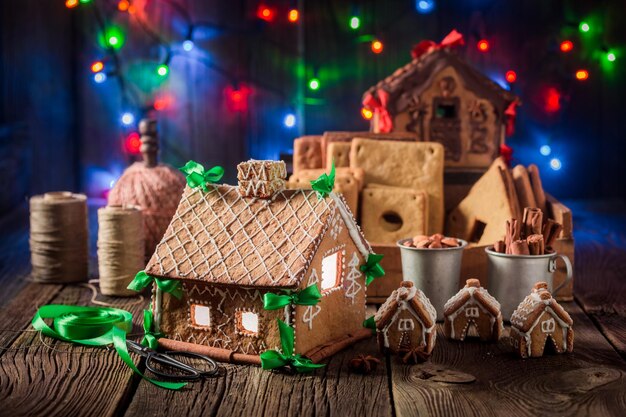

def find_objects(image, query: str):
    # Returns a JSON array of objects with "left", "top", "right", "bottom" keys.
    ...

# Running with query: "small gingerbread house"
[
  {"left": 510, "top": 282, "right": 574, "bottom": 358},
  {"left": 443, "top": 278, "right": 503, "bottom": 342},
  {"left": 375, "top": 281, "right": 437, "bottom": 356},
  {"left": 144, "top": 160, "right": 376, "bottom": 365},
  {"left": 362, "top": 31, "right": 519, "bottom": 168}
]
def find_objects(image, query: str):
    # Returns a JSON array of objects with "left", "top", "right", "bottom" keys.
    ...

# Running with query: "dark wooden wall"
[{"left": 1, "top": 0, "right": 625, "bottom": 216}]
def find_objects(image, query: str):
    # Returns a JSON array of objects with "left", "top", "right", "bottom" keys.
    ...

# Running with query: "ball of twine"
[
  {"left": 29, "top": 192, "right": 89, "bottom": 284},
  {"left": 97, "top": 205, "right": 145, "bottom": 297},
  {"left": 108, "top": 162, "right": 185, "bottom": 259}
]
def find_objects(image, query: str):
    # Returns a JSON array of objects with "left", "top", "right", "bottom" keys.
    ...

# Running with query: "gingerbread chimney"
[
  {"left": 465, "top": 278, "right": 481, "bottom": 288},
  {"left": 236, "top": 160, "right": 286, "bottom": 199}
]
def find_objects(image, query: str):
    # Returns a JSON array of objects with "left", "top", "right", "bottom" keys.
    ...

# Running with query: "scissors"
[{"left": 127, "top": 340, "right": 219, "bottom": 380}]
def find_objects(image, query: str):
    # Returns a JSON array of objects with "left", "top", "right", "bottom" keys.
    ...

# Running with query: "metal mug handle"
[{"left": 548, "top": 254, "right": 573, "bottom": 296}]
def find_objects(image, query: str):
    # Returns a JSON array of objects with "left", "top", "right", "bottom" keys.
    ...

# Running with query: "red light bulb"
[
  {"left": 371, "top": 40, "right": 384, "bottom": 54},
  {"left": 560, "top": 40, "right": 573, "bottom": 53},
  {"left": 124, "top": 132, "right": 141, "bottom": 154},
  {"left": 575, "top": 69, "right": 589, "bottom": 81},
  {"left": 477, "top": 39, "right": 490, "bottom": 52},
  {"left": 288, "top": 9, "right": 299, "bottom": 23},
  {"left": 505, "top": 70, "right": 517, "bottom": 83},
  {"left": 257, "top": 5, "right": 275, "bottom": 22}
]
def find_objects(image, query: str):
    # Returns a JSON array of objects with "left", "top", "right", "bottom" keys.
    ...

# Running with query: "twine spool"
[
  {"left": 108, "top": 118, "right": 185, "bottom": 259},
  {"left": 97, "top": 205, "right": 145, "bottom": 297},
  {"left": 29, "top": 192, "right": 89, "bottom": 283}
]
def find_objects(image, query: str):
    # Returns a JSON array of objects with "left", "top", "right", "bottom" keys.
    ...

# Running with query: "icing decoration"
[
  {"left": 31, "top": 304, "right": 186, "bottom": 390},
  {"left": 302, "top": 269, "right": 322, "bottom": 330},
  {"left": 361, "top": 253, "right": 385, "bottom": 285},
  {"left": 260, "top": 319, "right": 325, "bottom": 373},
  {"left": 310, "top": 161, "right": 336, "bottom": 199},
  {"left": 128, "top": 270, "right": 183, "bottom": 299},
  {"left": 263, "top": 283, "right": 322, "bottom": 310},
  {"left": 179, "top": 160, "right": 224, "bottom": 192},
  {"left": 344, "top": 252, "right": 363, "bottom": 304}
]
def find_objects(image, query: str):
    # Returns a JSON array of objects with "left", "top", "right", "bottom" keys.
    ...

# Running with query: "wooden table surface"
[{"left": 0, "top": 200, "right": 625, "bottom": 417}]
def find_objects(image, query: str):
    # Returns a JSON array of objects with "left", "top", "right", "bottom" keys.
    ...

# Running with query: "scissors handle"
[{"left": 146, "top": 350, "right": 219, "bottom": 380}]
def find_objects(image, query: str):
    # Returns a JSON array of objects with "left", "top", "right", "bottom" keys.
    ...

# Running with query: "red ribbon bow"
[
  {"left": 411, "top": 29, "right": 465, "bottom": 60},
  {"left": 362, "top": 89, "right": 393, "bottom": 133}
]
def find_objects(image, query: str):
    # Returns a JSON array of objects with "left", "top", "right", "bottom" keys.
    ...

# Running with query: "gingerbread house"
[
  {"left": 375, "top": 281, "right": 437, "bottom": 356},
  {"left": 510, "top": 282, "right": 574, "bottom": 358},
  {"left": 443, "top": 278, "right": 503, "bottom": 342},
  {"left": 362, "top": 31, "right": 519, "bottom": 168},
  {"left": 144, "top": 160, "right": 376, "bottom": 365}
]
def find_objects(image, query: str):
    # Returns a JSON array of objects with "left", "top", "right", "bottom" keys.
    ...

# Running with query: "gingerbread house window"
[
  {"left": 541, "top": 318, "right": 555, "bottom": 333},
  {"left": 465, "top": 307, "right": 479, "bottom": 318},
  {"left": 321, "top": 251, "right": 343, "bottom": 291},
  {"left": 435, "top": 103, "right": 457, "bottom": 119},
  {"left": 398, "top": 318, "right": 415, "bottom": 331},
  {"left": 237, "top": 311, "right": 259, "bottom": 335},
  {"left": 191, "top": 304, "right": 211, "bottom": 328}
]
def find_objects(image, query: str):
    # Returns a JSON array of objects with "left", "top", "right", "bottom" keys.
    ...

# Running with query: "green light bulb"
[
  {"left": 157, "top": 65, "right": 169, "bottom": 77},
  {"left": 607, "top": 52, "right": 616, "bottom": 62},
  {"left": 308, "top": 78, "right": 320, "bottom": 90},
  {"left": 108, "top": 36, "right": 119, "bottom": 46},
  {"left": 349, "top": 16, "right": 360, "bottom": 30},
  {"left": 579, "top": 22, "right": 590, "bottom": 33}
]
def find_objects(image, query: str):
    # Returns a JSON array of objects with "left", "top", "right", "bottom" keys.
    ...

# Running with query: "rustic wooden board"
[
  {"left": 0, "top": 283, "right": 147, "bottom": 417},
  {"left": 390, "top": 302, "right": 626, "bottom": 417},
  {"left": 0, "top": 207, "right": 33, "bottom": 307},
  {"left": 123, "top": 337, "right": 391, "bottom": 417}
]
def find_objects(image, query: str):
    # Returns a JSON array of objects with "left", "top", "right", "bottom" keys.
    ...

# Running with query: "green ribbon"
[
  {"left": 128, "top": 270, "right": 183, "bottom": 300},
  {"left": 361, "top": 253, "right": 385, "bottom": 286},
  {"left": 179, "top": 160, "right": 224, "bottom": 192},
  {"left": 260, "top": 319, "right": 325, "bottom": 373},
  {"left": 310, "top": 161, "right": 335, "bottom": 199},
  {"left": 263, "top": 284, "right": 322, "bottom": 310},
  {"left": 141, "top": 308, "right": 161, "bottom": 349},
  {"left": 363, "top": 315, "right": 376, "bottom": 334},
  {"left": 31, "top": 304, "right": 186, "bottom": 390}
]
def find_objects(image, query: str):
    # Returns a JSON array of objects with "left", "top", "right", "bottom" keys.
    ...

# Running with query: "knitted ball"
[{"left": 108, "top": 162, "right": 185, "bottom": 259}]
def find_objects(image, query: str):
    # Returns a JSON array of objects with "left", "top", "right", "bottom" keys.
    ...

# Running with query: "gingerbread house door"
[{"left": 430, "top": 96, "right": 462, "bottom": 162}]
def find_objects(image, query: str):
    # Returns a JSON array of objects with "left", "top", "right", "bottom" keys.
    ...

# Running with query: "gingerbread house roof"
[
  {"left": 510, "top": 283, "right": 573, "bottom": 333},
  {"left": 144, "top": 184, "right": 371, "bottom": 288},
  {"left": 363, "top": 49, "right": 518, "bottom": 116},
  {"left": 443, "top": 279, "right": 501, "bottom": 317},
  {"left": 375, "top": 282, "right": 437, "bottom": 330}
]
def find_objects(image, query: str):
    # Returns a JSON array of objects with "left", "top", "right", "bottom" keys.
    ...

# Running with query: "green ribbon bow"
[
  {"left": 363, "top": 315, "right": 376, "bottom": 334},
  {"left": 361, "top": 253, "right": 385, "bottom": 286},
  {"left": 127, "top": 270, "right": 183, "bottom": 300},
  {"left": 31, "top": 304, "right": 186, "bottom": 390},
  {"left": 179, "top": 160, "right": 224, "bottom": 192},
  {"left": 263, "top": 284, "right": 322, "bottom": 310},
  {"left": 310, "top": 161, "right": 335, "bottom": 199},
  {"left": 141, "top": 308, "right": 161, "bottom": 349},
  {"left": 260, "top": 319, "right": 325, "bottom": 373}
]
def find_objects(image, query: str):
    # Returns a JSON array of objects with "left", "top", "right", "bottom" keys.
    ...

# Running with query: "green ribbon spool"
[
  {"left": 263, "top": 284, "right": 322, "bottom": 310},
  {"left": 260, "top": 319, "right": 325, "bottom": 373},
  {"left": 361, "top": 253, "right": 385, "bottom": 286},
  {"left": 179, "top": 160, "right": 224, "bottom": 192},
  {"left": 127, "top": 270, "right": 183, "bottom": 300},
  {"left": 31, "top": 304, "right": 186, "bottom": 390},
  {"left": 310, "top": 161, "right": 336, "bottom": 199}
]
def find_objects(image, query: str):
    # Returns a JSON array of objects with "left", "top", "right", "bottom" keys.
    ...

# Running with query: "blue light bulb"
[
  {"left": 283, "top": 113, "right": 296, "bottom": 128},
  {"left": 550, "top": 158, "right": 562, "bottom": 171},
  {"left": 182, "top": 40, "right": 194, "bottom": 52},
  {"left": 540, "top": 145, "right": 551, "bottom": 156},
  {"left": 415, "top": 0, "right": 435, "bottom": 14},
  {"left": 121, "top": 112, "right": 135, "bottom": 126}
]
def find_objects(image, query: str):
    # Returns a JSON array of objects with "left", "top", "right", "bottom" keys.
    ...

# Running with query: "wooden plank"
[
  {"left": 0, "top": 206, "right": 32, "bottom": 307},
  {"left": 390, "top": 302, "right": 626, "bottom": 417},
  {"left": 123, "top": 337, "right": 391, "bottom": 417},
  {"left": 0, "top": 284, "right": 147, "bottom": 417}
]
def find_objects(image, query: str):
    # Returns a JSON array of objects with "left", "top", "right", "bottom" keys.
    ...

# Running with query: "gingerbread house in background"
[
  {"left": 375, "top": 281, "right": 437, "bottom": 357},
  {"left": 145, "top": 160, "right": 374, "bottom": 364},
  {"left": 510, "top": 282, "right": 574, "bottom": 358},
  {"left": 362, "top": 30, "right": 520, "bottom": 169},
  {"left": 443, "top": 278, "right": 503, "bottom": 342}
]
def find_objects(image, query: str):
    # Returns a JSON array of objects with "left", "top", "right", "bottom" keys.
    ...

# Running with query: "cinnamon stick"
[
  {"left": 542, "top": 219, "right": 563, "bottom": 247},
  {"left": 510, "top": 239, "right": 530, "bottom": 255},
  {"left": 504, "top": 219, "right": 520, "bottom": 254},
  {"left": 522, "top": 207, "right": 543, "bottom": 239},
  {"left": 527, "top": 234, "right": 545, "bottom": 255},
  {"left": 494, "top": 240, "right": 507, "bottom": 253}
]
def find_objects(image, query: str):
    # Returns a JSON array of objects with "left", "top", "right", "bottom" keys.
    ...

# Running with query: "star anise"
[
  {"left": 399, "top": 346, "right": 430, "bottom": 364},
  {"left": 348, "top": 354, "right": 381, "bottom": 374}
]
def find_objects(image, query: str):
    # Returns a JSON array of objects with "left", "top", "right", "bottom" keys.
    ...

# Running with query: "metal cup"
[
  {"left": 485, "top": 247, "right": 573, "bottom": 320},
  {"left": 397, "top": 238, "right": 468, "bottom": 321}
]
